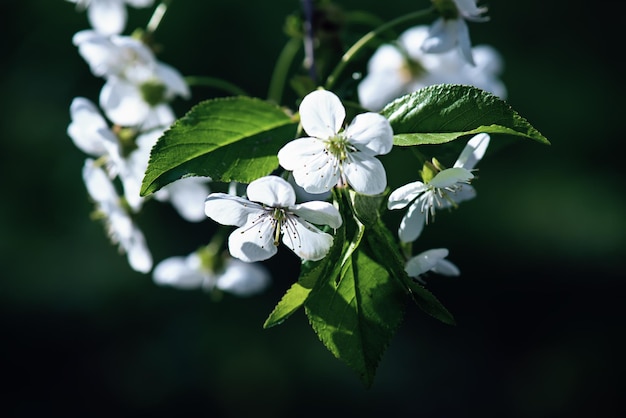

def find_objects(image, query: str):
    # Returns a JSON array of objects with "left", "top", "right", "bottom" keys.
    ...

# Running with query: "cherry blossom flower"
[
  {"left": 67, "top": 0, "right": 155, "bottom": 36},
  {"left": 387, "top": 133, "right": 490, "bottom": 242},
  {"left": 277, "top": 89, "right": 393, "bottom": 196},
  {"left": 422, "top": 0, "right": 489, "bottom": 65},
  {"left": 204, "top": 176, "right": 342, "bottom": 262},
  {"left": 405, "top": 248, "right": 460, "bottom": 284},
  {"left": 153, "top": 249, "right": 271, "bottom": 297},
  {"left": 82, "top": 158, "right": 152, "bottom": 273},
  {"left": 73, "top": 29, "right": 189, "bottom": 128},
  {"left": 358, "top": 25, "right": 505, "bottom": 112}
]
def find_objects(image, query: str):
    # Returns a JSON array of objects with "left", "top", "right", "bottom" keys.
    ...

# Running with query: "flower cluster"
[
  {"left": 67, "top": 0, "right": 501, "bottom": 292},
  {"left": 67, "top": 0, "right": 270, "bottom": 296}
]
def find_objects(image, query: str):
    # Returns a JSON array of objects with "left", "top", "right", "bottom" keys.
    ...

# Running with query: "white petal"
[
  {"left": 421, "top": 18, "right": 456, "bottom": 54},
  {"left": 299, "top": 90, "right": 345, "bottom": 138},
  {"left": 140, "top": 104, "right": 176, "bottom": 131},
  {"left": 155, "top": 62, "right": 191, "bottom": 99},
  {"left": 366, "top": 43, "right": 406, "bottom": 74},
  {"left": 72, "top": 30, "right": 120, "bottom": 77},
  {"left": 455, "top": 18, "right": 475, "bottom": 65},
  {"left": 282, "top": 218, "right": 334, "bottom": 261},
  {"left": 153, "top": 255, "right": 204, "bottom": 289},
  {"left": 398, "top": 25, "right": 431, "bottom": 60},
  {"left": 343, "top": 153, "right": 387, "bottom": 195},
  {"left": 429, "top": 167, "right": 473, "bottom": 188},
  {"left": 357, "top": 70, "right": 409, "bottom": 112},
  {"left": 82, "top": 158, "right": 117, "bottom": 203},
  {"left": 159, "top": 177, "right": 211, "bottom": 222},
  {"left": 278, "top": 137, "right": 326, "bottom": 171},
  {"left": 215, "top": 259, "right": 271, "bottom": 296},
  {"left": 387, "top": 181, "right": 426, "bottom": 210},
  {"left": 279, "top": 138, "right": 341, "bottom": 194},
  {"left": 441, "top": 184, "right": 477, "bottom": 207},
  {"left": 453, "top": 0, "right": 489, "bottom": 20},
  {"left": 345, "top": 113, "right": 394, "bottom": 156},
  {"left": 432, "top": 258, "right": 461, "bottom": 276},
  {"left": 246, "top": 176, "right": 296, "bottom": 207},
  {"left": 67, "top": 97, "right": 117, "bottom": 156},
  {"left": 398, "top": 201, "right": 426, "bottom": 243},
  {"left": 99, "top": 78, "right": 150, "bottom": 127},
  {"left": 454, "top": 133, "right": 490, "bottom": 170},
  {"left": 126, "top": 229, "right": 153, "bottom": 273},
  {"left": 287, "top": 173, "right": 332, "bottom": 203},
  {"left": 88, "top": 0, "right": 127, "bottom": 36},
  {"left": 205, "top": 193, "right": 263, "bottom": 227},
  {"left": 405, "top": 248, "right": 449, "bottom": 277},
  {"left": 228, "top": 218, "right": 278, "bottom": 262},
  {"left": 291, "top": 201, "right": 342, "bottom": 229}
]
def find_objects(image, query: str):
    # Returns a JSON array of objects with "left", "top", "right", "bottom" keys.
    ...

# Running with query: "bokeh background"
[{"left": 2, "top": 1, "right": 624, "bottom": 417}]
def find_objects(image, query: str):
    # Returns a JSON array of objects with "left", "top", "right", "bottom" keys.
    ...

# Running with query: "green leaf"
[
  {"left": 264, "top": 219, "right": 347, "bottom": 329},
  {"left": 140, "top": 96, "right": 298, "bottom": 196},
  {"left": 305, "top": 246, "right": 406, "bottom": 388},
  {"left": 381, "top": 84, "right": 550, "bottom": 146},
  {"left": 368, "top": 219, "right": 456, "bottom": 326}
]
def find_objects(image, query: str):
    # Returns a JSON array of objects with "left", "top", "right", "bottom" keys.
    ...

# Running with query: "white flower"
[
  {"left": 153, "top": 251, "right": 271, "bottom": 297},
  {"left": 67, "top": 0, "right": 155, "bottom": 36},
  {"left": 73, "top": 30, "right": 189, "bottom": 127},
  {"left": 358, "top": 25, "right": 505, "bottom": 112},
  {"left": 82, "top": 158, "right": 152, "bottom": 273},
  {"left": 67, "top": 96, "right": 119, "bottom": 159},
  {"left": 277, "top": 89, "right": 393, "bottom": 196},
  {"left": 405, "top": 248, "right": 460, "bottom": 284},
  {"left": 387, "top": 133, "right": 489, "bottom": 242},
  {"left": 154, "top": 177, "right": 212, "bottom": 223},
  {"left": 204, "top": 175, "right": 343, "bottom": 262},
  {"left": 422, "top": 0, "right": 489, "bottom": 65}
]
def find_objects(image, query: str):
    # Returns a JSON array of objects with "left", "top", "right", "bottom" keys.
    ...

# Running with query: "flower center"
[
  {"left": 325, "top": 135, "right": 354, "bottom": 161},
  {"left": 270, "top": 207, "right": 288, "bottom": 246}
]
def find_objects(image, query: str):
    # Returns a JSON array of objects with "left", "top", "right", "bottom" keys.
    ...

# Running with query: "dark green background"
[{"left": 2, "top": 1, "right": 624, "bottom": 417}]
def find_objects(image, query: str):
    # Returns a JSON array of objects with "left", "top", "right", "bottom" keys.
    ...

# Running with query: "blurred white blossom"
[
  {"left": 153, "top": 250, "right": 271, "bottom": 297},
  {"left": 67, "top": 0, "right": 155, "bottom": 36},
  {"left": 73, "top": 29, "right": 189, "bottom": 128},
  {"left": 82, "top": 158, "right": 153, "bottom": 273},
  {"left": 405, "top": 248, "right": 460, "bottom": 283},
  {"left": 358, "top": 25, "right": 505, "bottom": 112},
  {"left": 422, "top": 0, "right": 489, "bottom": 65}
]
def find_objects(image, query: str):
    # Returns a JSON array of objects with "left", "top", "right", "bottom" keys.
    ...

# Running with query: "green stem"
[
  {"left": 267, "top": 37, "right": 303, "bottom": 105},
  {"left": 184, "top": 76, "right": 249, "bottom": 96},
  {"left": 324, "top": 7, "right": 435, "bottom": 91}
]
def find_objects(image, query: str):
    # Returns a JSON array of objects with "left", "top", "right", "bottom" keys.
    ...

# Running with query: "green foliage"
[
  {"left": 382, "top": 84, "right": 550, "bottom": 146},
  {"left": 138, "top": 82, "right": 548, "bottom": 386},
  {"left": 140, "top": 96, "right": 298, "bottom": 196}
]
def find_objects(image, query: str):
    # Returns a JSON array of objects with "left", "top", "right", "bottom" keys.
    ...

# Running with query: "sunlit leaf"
[
  {"left": 381, "top": 84, "right": 550, "bottom": 146},
  {"left": 141, "top": 96, "right": 298, "bottom": 196}
]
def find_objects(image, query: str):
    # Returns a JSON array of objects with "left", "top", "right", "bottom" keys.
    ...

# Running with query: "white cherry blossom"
[
  {"left": 204, "top": 176, "right": 343, "bottom": 262},
  {"left": 278, "top": 89, "right": 393, "bottom": 196},
  {"left": 153, "top": 250, "right": 271, "bottom": 296},
  {"left": 387, "top": 133, "right": 490, "bottom": 242},
  {"left": 405, "top": 248, "right": 460, "bottom": 284},
  {"left": 73, "top": 30, "right": 189, "bottom": 128},
  {"left": 67, "top": 0, "right": 155, "bottom": 36},
  {"left": 422, "top": 0, "right": 489, "bottom": 65},
  {"left": 82, "top": 158, "right": 152, "bottom": 273},
  {"left": 358, "top": 25, "right": 505, "bottom": 112}
]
